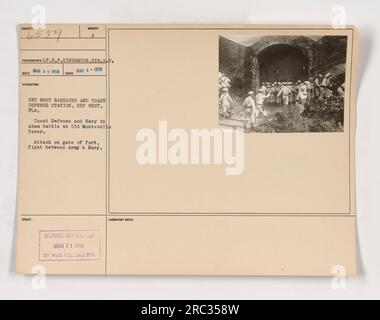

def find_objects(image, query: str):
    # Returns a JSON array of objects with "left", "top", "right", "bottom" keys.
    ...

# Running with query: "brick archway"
[{"left": 249, "top": 36, "right": 315, "bottom": 91}]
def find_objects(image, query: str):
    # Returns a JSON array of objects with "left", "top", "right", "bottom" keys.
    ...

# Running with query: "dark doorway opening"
[{"left": 257, "top": 44, "right": 309, "bottom": 84}]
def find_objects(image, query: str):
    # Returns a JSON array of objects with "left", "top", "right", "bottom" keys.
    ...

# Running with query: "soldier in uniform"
[
  {"left": 219, "top": 87, "right": 233, "bottom": 116},
  {"left": 297, "top": 84, "right": 308, "bottom": 106},
  {"left": 299, "top": 81, "right": 307, "bottom": 94},
  {"left": 296, "top": 80, "right": 302, "bottom": 92},
  {"left": 287, "top": 82, "right": 294, "bottom": 105},
  {"left": 218, "top": 72, "right": 223, "bottom": 95},
  {"left": 307, "top": 77, "right": 314, "bottom": 105},
  {"left": 220, "top": 73, "right": 231, "bottom": 90},
  {"left": 290, "top": 81, "right": 297, "bottom": 105},
  {"left": 270, "top": 83, "right": 276, "bottom": 104},
  {"left": 314, "top": 74, "right": 323, "bottom": 98}
]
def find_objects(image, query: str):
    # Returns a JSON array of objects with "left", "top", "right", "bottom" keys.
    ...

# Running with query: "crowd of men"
[
  {"left": 219, "top": 72, "right": 345, "bottom": 126},
  {"left": 256, "top": 73, "right": 345, "bottom": 109}
]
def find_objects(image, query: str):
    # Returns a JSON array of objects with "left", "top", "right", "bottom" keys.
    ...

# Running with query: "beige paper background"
[{"left": 108, "top": 28, "right": 353, "bottom": 214}]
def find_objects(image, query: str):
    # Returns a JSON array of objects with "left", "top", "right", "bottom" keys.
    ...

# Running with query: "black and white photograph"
[{"left": 219, "top": 35, "right": 348, "bottom": 132}]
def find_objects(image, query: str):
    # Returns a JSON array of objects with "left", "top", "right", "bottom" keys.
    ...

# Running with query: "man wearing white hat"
[
  {"left": 254, "top": 88, "right": 270, "bottom": 122},
  {"left": 243, "top": 91, "right": 256, "bottom": 123},
  {"left": 277, "top": 83, "right": 292, "bottom": 106},
  {"left": 275, "top": 82, "right": 281, "bottom": 105}
]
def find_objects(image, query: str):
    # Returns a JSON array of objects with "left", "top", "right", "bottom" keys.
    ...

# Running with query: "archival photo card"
[{"left": 219, "top": 35, "right": 348, "bottom": 133}]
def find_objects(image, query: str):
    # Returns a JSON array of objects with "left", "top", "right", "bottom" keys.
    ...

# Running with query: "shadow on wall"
[{"left": 258, "top": 44, "right": 309, "bottom": 83}]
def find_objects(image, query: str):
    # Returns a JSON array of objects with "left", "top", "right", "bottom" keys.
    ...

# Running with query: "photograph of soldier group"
[{"left": 219, "top": 72, "right": 345, "bottom": 130}]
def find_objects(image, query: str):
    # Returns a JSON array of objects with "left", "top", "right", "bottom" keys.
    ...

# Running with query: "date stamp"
[{"left": 39, "top": 230, "right": 101, "bottom": 261}]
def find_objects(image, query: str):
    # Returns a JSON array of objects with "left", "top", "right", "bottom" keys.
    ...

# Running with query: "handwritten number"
[{"left": 26, "top": 29, "right": 63, "bottom": 42}]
